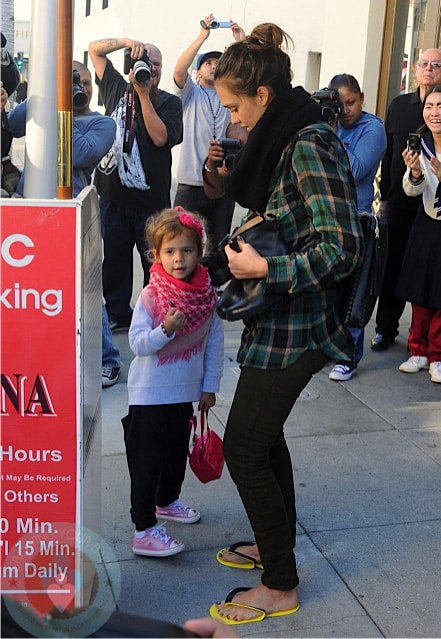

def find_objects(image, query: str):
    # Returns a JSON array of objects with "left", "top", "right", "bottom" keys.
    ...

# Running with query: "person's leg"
[
  {"left": 427, "top": 308, "right": 441, "bottom": 362},
  {"left": 155, "top": 403, "right": 193, "bottom": 507},
  {"left": 134, "top": 209, "right": 152, "bottom": 287},
  {"left": 223, "top": 350, "right": 328, "bottom": 591},
  {"left": 374, "top": 204, "right": 415, "bottom": 340},
  {"left": 101, "top": 198, "right": 135, "bottom": 325},
  {"left": 408, "top": 304, "right": 431, "bottom": 356},
  {"left": 122, "top": 405, "right": 165, "bottom": 531},
  {"left": 349, "top": 327, "right": 364, "bottom": 365},
  {"left": 203, "top": 195, "right": 235, "bottom": 251},
  {"left": 102, "top": 302, "right": 120, "bottom": 368},
  {"left": 174, "top": 185, "right": 235, "bottom": 250}
]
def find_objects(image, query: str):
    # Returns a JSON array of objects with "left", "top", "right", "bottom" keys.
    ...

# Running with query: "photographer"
[
  {"left": 8, "top": 61, "right": 122, "bottom": 388},
  {"left": 88, "top": 37, "right": 183, "bottom": 331},
  {"left": 325, "top": 74, "right": 386, "bottom": 382},
  {"left": 8, "top": 61, "right": 117, "bottom": 198},
  {"left": 1, "top": 32, "right": 21, "bottom": 196},
  {"left": 173, "top": 15, "right": 245, "bottom": 249},
  {"left": 202, "top": 122, "right": 248, "bottom": 200}
]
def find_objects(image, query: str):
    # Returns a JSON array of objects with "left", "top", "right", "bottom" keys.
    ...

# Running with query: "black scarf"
[
  {"left": 224, "top": 85, "right": 323, "bottom": 212},
  {"left": 421, "top": 133, "right": 441, "bottom": 217}
]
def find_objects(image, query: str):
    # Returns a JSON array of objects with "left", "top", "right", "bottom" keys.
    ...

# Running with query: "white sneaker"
[
  {"left": 398, "top": 355, "right": 429, "bottom": 373},
  {"left": 329, "top": 364, "right": 356, "bottom": 381},
  {"left": 429, "top": 361, "right": 441, "bottom": 383}
]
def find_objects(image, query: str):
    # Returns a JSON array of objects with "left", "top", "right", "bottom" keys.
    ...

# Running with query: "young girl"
[
  {"left": 396, "top": 85, "right": 441, "bottom": 383},
  {"left": 122, "top": 207, "right": 224, "bottom": 557}
]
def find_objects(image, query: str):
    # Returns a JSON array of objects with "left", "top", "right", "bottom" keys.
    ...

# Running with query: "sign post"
[{"left": 0, "top": 188, "right": 114, "bottom": 636}]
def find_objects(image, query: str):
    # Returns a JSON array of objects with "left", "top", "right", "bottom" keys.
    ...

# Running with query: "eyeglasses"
[{"left": 417, "top": 60, "right": 441, "bottom": 69}]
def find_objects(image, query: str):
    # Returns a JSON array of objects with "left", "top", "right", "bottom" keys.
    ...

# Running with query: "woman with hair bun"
[{"left": 209, "top": 23, "right": 363, "bottom": 625}]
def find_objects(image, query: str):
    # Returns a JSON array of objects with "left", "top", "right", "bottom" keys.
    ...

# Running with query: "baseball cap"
[{"left": 196, "top": 51, "right": 222, "bottom": 70}]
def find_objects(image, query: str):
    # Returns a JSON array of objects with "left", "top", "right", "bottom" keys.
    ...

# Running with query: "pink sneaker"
[
  {"left": 132, "top": 522, "right": 184, "bottom": 557},
  {"left": 156, "top": 499, "right": 201, "bottom": 524}
]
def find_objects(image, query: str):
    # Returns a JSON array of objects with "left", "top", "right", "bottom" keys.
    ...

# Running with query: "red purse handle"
[{"left": 188, "top": 410, "right": 210, "bottom": 437}]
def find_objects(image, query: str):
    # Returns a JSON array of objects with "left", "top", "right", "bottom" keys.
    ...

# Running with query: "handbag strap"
[
  {"left": 188, "top": 411, "right": 210, "bottom": 437},
  {"left": 229, "top": 213, "right": 265, "bottom": 242}
]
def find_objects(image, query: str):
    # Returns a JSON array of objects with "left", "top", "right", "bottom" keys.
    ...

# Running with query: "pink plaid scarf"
[{"left": 141, "top": 262, "right": 217, "bottom": 365}]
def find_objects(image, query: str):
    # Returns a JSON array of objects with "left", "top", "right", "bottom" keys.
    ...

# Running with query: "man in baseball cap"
[
  {"left": 196, "top": 50, "right": 222, "bottom": 70},
  {"left": 172, "top": 15, "right": 245, "bottom": 250}
]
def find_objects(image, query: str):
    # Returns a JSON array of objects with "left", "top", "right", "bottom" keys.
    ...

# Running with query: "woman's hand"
[
  {"left": 184, "top": 617, "right": 239, "bottom": 638},
  {"left": 402, "top": 148, "right": 422, "bottom": 171},
  {"left": 429, "top": 156, "right": 441, "bottom": 181},
  {"left": 230, "top": 22, "right": 246, "bottom": 41},
  {"left": 207, "top": 139, "right": 225, "bottom": 170},
  {"left": 224, "top": 239, "right": 268, "bottom": 279}
]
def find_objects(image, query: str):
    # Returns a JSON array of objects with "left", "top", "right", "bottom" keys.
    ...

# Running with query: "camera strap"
[{"left": 122, "top": 85, "right": 135, "bottom": 154}]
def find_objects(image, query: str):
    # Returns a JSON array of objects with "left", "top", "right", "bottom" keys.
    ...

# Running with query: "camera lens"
[
  {"left": 72, "top": 70, "right": 88, "bottom": 109},
  {"left": 73, "top": 88, "right": 88, "bottom": 109},
  {"left": 133, "top": 60, "right": 151, "bottom": 84}
]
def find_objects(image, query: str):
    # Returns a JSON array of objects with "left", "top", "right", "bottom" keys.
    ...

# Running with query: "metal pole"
[
  {"left": 23, "top": 0, "right": 57, "bottom": 198},
  {"left": 57, "top": 0, "right": 73, "bottom": 199}
]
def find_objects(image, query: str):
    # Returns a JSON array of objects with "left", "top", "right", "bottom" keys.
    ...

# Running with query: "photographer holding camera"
[
  {"left": 8, "top": 61, "right": 116, "bottom": 198},
  {"left": 1, "top": 31, "right": 21, "bottom": 196},
  {"left": 88, "top": 37, "right": 183, "bottom": 331},
  {"left": 173, "top": 15, "right": 245, "bottom": 249},
  {"left": 7, "top": 60, "right": 122, "bottom": 388},
  {"left": 324, "top": 74, "right": 386, "bottom": 382},
  {"left": 202, "top": 123, "right": 248, "bottom": 200}
]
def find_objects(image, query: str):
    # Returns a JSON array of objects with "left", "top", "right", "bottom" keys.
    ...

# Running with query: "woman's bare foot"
[
  {"left": 215, "top": 583, "right": 299, "bottom": 623},
  {"left": 218, "top": 543, "right": 262, "bottom": 567}
]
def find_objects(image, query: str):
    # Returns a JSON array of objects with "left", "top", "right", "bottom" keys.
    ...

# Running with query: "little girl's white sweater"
[{"left": 127, "top": 296, "right": 224, "bottom": 406}]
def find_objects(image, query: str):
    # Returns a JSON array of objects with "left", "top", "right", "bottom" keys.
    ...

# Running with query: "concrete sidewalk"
[{"left": 101, "top": 295, "right": 441, "bottom": 638}]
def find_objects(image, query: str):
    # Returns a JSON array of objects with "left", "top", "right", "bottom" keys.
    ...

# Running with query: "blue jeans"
[
  {"left": 102, "top": 303, "right": 120, "bottom": 368},
  {"left": 348, "top": 326, "right": 364, "bottom": 366}
]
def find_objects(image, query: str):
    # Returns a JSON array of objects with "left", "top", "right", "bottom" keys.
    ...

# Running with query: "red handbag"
[{"left": 188, "top": 411, "right": 224, "bottom": 483}]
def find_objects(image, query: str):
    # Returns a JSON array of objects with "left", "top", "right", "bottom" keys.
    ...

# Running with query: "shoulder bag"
[
  {"left": 339, "top": 212, "right": 388, "bottom": 328},
  {"left": 215, "top": 213, "right": 287, "bottom": 321}
]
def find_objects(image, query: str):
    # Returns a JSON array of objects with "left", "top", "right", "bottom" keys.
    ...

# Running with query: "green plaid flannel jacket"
[{"left": 237, "top": 123, "right": 364, "bottom": 369}]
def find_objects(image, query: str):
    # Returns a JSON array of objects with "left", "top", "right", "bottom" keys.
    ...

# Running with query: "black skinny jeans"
[
  {"left": 375, "top": 202, "right": 417, "bottom": 338},
  {"left": 223, "top": 350, "right": 328, "bottom": 591}
]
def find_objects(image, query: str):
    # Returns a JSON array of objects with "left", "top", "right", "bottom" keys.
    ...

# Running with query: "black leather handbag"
[
  {"left": 215, "top": 213, "right": 287, "bottom": 321},
  {"left": 339, "top": 213, "right": 388, "bottom": 328}
]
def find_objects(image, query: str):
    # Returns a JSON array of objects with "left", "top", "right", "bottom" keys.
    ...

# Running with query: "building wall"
[
  {"left": 73, "top": 0, "right": 386, "bottom": 113},
  {"left": 72, "top": 0, "right": 387, "bottom": 185}
]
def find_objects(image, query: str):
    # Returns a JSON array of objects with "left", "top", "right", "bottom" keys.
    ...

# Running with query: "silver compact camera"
[{"left": 200, "top": 19, "right": 231, "bottom": 29}]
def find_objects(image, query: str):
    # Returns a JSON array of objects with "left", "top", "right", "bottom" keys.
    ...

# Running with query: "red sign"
[{"left": 1, "top": 202, "right": 79, "bottom": 612}]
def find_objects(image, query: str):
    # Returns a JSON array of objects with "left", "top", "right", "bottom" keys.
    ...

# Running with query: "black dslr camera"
[
  {"left": 218, "top": 138, "right": 242, "bottom": 170},
  {"left": 311, "top": 88, "right": 342, "bottom": 125},
  {"left": 123, "top": 47, "right": 152, "bottom": 85},
  {"left": 1, "top": 32, "right": 20, "bottom": 96},
  {"left": 72, "top": 70, "right": 88, "bottom": 109}
]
